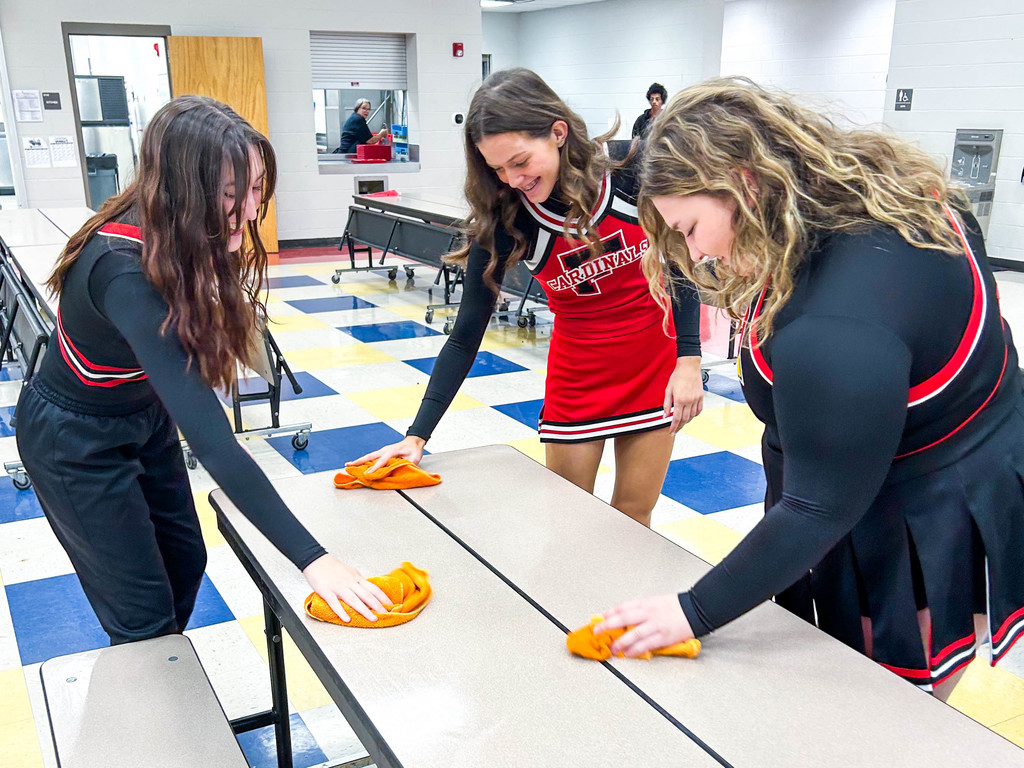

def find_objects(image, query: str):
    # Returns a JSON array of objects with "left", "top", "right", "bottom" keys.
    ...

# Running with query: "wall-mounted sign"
[
  {"left": 895, "top": 88, "right": 913, "bottom": 111},
  {"left": 42, "top": 92, "right": 62, "bottom": 110}
]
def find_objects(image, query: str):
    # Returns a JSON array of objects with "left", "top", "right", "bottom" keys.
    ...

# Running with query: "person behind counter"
[{"left": 336, "top": 98, "right": 387, "bottom": 154}]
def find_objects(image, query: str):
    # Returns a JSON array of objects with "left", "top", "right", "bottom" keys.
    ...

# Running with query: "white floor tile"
[
  {"left": 0, "top": 517, "right": 74, "bottom": 585},
  {"left": 0, "top": 435, "right": 21, "bottom": 464},
  {"left": 315, "top": 307, "right": 412, "bottom": 328},
  {"left": 315, "top": 362, "right": 429, "bottom": 394},
  {"left": 0, "top": 380, "right": 22, "bottom": 407},
  {"left": 398, "top": 407, "right": 537, "bottom": 454},
  {"left": 186, "top": 620, "right": 273, "bottom": 720},
  {"left": 367, "top": 336, "right": 452, "bottom": 360},
  {"left": 706, "top": 503, "right": 765, "bottom": 536},
  {"left": 254, "top": 395, "right": 378, "bottom": 433},
  {"left": 300, "top": 703, "right": 369, "bottom": 765},
  {"left": 457, "top": 370, "right": 547, "bottom": 406},
  {"left": 203, "top": 544, "right": 266, "bottom": 621},
  {"left": 271, "top": 328, "right": 364, "bottom": 353}
]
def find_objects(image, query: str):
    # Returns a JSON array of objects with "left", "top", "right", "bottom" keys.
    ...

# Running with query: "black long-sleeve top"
[
  {"left": 36, "top": 224, "right": 326, "bottom": 570},
  {"left": 678, "top": 210, "right": 1019, "bottom": 636}
]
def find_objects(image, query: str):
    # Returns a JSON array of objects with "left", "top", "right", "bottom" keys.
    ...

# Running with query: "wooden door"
[{"left": 166, "top": 36, "right": 278, "bottom": 251}]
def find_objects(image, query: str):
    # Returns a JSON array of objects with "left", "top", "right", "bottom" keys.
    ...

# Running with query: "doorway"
[{"left": 62, "top": 24, "right": 171, "bottom": 208}]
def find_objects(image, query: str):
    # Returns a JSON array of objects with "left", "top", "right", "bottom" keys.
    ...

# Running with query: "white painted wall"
[
  {"left": 481, "top": 12, "right": 520, "bottom": 75},
  {"left": 512, "top": 0, "right": 725, "bottom": 139},
  {"left": 721, "top": 0, "right": 896, "bottom": 126},
  {"left": 0, "top": 0, "right": 482, "bottom": 240},
  {"left": 884, "top": 0, "right": 1024, "bottom": 264}
]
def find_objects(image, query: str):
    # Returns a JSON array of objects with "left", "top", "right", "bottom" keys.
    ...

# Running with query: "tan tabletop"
[
  {"left": 211, "top": 472, "right": 723, "bottom": 768},
  {"left": 39, "top": 207, "right": 94, "bottom": 238},
  {"left": 40, "top": 635, "right": 248, "bottom": 768},
  {"left": 403, "top": 445, "right": 1024, "bottom": 768},
  {"left": 8, "top": 242, "right": 62, "bottom": 320},
  {"left": 0, "top": 208, "right": 68, "bottom": 248}
]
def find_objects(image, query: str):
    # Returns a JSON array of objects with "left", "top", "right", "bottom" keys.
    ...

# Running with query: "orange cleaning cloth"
[
  {"left": 304, "top": 562, "right": 432, "bottom": 628},
  {"left": 567, "top": 615, "right": 701, "bottom": 661},
  {"left": 334, "top": 458, "right": 441, "bottom": 490}
]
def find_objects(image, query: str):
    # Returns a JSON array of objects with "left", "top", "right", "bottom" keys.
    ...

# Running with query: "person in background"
[
  {"left": 337, "top": 98, "right": 387, "bottom": 154},
  {"left": 16, "top": 95, "right": 389, "bottom": 645},
  {"left": 596, "top": 78, "right": 1024, "bottom": 701},
  {"left": 632, "top": 82, "right": 668, "bottom": 138},
  {"left": 351, "top": 68, "right": 704, "bottom": 528}
]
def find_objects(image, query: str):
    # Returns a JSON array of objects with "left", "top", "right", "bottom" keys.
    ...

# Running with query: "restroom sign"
[{"left": 895, "top": 88, "right": 913, "bottom": 111}]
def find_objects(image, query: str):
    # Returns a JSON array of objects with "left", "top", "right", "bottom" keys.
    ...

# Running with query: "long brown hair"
[
  {"left": 638, "top": 77, "right": 967, "bottom": 343},
  {"left": 48, "top": 95, "right": 277, "bottom": 390},
  {"left": 448, "top": 68, "right": 617, "bottom": 290}
]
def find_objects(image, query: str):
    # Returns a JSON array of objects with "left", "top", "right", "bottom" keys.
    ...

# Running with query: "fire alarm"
[{"left": 452, "top": 42, "right": 464, "bottom": 58}]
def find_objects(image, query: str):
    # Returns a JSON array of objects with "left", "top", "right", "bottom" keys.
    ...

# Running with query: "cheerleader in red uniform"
[{"left": 353, "top": 68, "right": 703, "bottom": 526}]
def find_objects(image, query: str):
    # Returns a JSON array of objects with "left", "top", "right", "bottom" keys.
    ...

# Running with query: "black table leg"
[{"left": 265, "top": 600, "right": 293, "bottom": 768}]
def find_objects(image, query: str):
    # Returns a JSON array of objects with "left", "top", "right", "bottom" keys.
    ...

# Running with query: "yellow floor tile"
[
  {"left": 0, "top": 720, "right": 43, "bottom": 768},
  {"left": 504, "top": 437, "right": 609, "bottom": 474},
  {"left": 284, "top": 345, "right": 395, "bottom": 370},
  {"left": 193, "top": 490, "right": 225, "bottom": 548},
  {"left": 335, "top": 281, "right": 405, "bottom": 296},
  {"left": 681, "top": 404, "right": 764, "bottom": 450},
  {"left": 506, "top": 437, "right": 545, "bottom": 464},
  {"left": 265, "top": 314, "right": 333, "bottom": 333},
  {"left": 479, "top": 328, "right": 548, "bottom": 352},
  {"left": 385, "top": 304, "right": 436, "bottom": 321},
  {"left": 347, "top": 385, "right": 485, "bottom": 421},
  {"left": 238, "top": 615, "right": 332, "bottom": 712},
  {"left": 991, "top": 713, "right": 1024, "bottom": 749},
  {"left": 0, "top": 668, "right": 32, "bottom": 725},
  {"left": 655, "top": 516, "right": 743, "bottom": 565},
  {"left": 947, "top": 655, "right": 1024, "bottom": 727},
  {"left": 290, "top": 263, "right": 344, "bottom": 276}
]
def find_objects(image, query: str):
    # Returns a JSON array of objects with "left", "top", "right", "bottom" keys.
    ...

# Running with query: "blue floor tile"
[
  {"left": 0, "top": 404, "right": 16, "bottom": 437},
  {"left": 406, "top": 350, "right": 528, "bottom": 378},
  {"left": 285, "top": 295, "right": 376, "bottom": 313},
  {"left": 339, "top": 320, "right": 440, "bottom": 343},
  {"left": 660, "top": 451, "right": 766, "bottom": 515},
  {"left": 0, "top": 477, "right": 45, "bottom": 523},
  {"left": 237, "top": 712, "right": 328, "bottom": 768},
  {"left": 265, "top": 275, "right": 324, "bottom": 290},
  {"left": 219, "top": 371, "right": 338, "bottom": 407},
  {"left": 268, "top": 422, "right": 408, "bottom": 474},
  {"left": 0, "top": 363, "right": 23, "bottom": 382},
  {"left": 493, "top": 399, "right": 544, "bottom": 429},
  {"left": 8, "top": 573, "right": 233, "bottom": 665},
  {"left": 705, "top": 373, "right": 746, "bottom": 403}
]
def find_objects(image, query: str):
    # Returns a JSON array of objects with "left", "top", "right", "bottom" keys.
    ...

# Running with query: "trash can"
[{"left": 86, "top": 153, "right": 119, "bottom": 208}]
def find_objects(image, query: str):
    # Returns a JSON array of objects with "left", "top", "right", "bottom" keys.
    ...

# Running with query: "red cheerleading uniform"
[{"left": 407, "top": 165, "right": 701, "bottom": 444}]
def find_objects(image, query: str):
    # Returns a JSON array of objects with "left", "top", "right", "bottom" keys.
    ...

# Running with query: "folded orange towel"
[
  {"left": 334, "top": 458, "right": 441, "bottom": 490},
  {"left": 567, "top": 615, "right": 701, "bottom": 661},
  {"left": 304, "top": 562, "right": 432, "bottom": 628}
]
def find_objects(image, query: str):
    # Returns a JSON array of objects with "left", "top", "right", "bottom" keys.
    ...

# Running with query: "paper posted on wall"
[{"left": 23, "top": 137, "right": 51, "bottom": 169}]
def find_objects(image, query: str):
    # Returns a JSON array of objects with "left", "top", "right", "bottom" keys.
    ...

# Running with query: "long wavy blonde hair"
[
  {"left": 447, "top": 68, "right": 618, "bottom": 291},
  {"left": 638, "top": 77, "right": 968, "bottom": 344}
]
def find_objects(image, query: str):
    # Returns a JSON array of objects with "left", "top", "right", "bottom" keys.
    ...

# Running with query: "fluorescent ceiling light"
[{"left": 481, "top": 0, "right": 514, "bottom": 7}]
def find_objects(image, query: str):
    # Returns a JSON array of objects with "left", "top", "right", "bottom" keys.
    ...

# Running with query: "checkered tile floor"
[{"left": 1, "top": 255, "right": 1022, "bottom": 767}]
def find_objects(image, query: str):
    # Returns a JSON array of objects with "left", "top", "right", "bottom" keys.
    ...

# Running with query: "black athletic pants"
[{"left": 15, "top": 379, "right": 206, "bottom": 645}]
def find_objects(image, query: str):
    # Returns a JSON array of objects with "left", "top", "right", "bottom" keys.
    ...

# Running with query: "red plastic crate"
[{"left": 356, "top": 144, "right": 392, "bottom": 161}]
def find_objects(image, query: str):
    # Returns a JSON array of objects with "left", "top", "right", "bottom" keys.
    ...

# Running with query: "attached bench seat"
[{"left": 40, "top": 634, "right": 248, "bottom": 768}]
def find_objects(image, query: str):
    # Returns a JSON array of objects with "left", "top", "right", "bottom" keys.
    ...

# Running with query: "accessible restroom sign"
[{"left": 895, "top": 88, "right": 913, "bottom": 111}]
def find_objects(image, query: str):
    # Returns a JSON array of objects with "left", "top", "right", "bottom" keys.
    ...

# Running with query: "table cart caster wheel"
[
  {"left": 388, "top": 268, "right": 398, "bottom": 280},
  {"left": 443, "top": 320, "right": 453, "bottom": 335},
  {"left": 528, "top": 314, "right": 537, "bottom": 328},
  {"left": 517, "top": 317, "right": 528, "bottom": 328},
  {"left": 404, "top": 266, "right": 415, "bottom": 279},
  {"left": 331, "top": 274, "right": 341, "bottom": 284},
  {"left": 12, "top": 472, "right": 31, "bottom": 490},
  {"left": 425, "top": 309, "right": 434, "bottom": 324},
  {"left": 291, "top": 433, "right": 309, "bottom": 451},
  {"left": 185, "top": 453, "right": 198, "bottom": 471}
]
